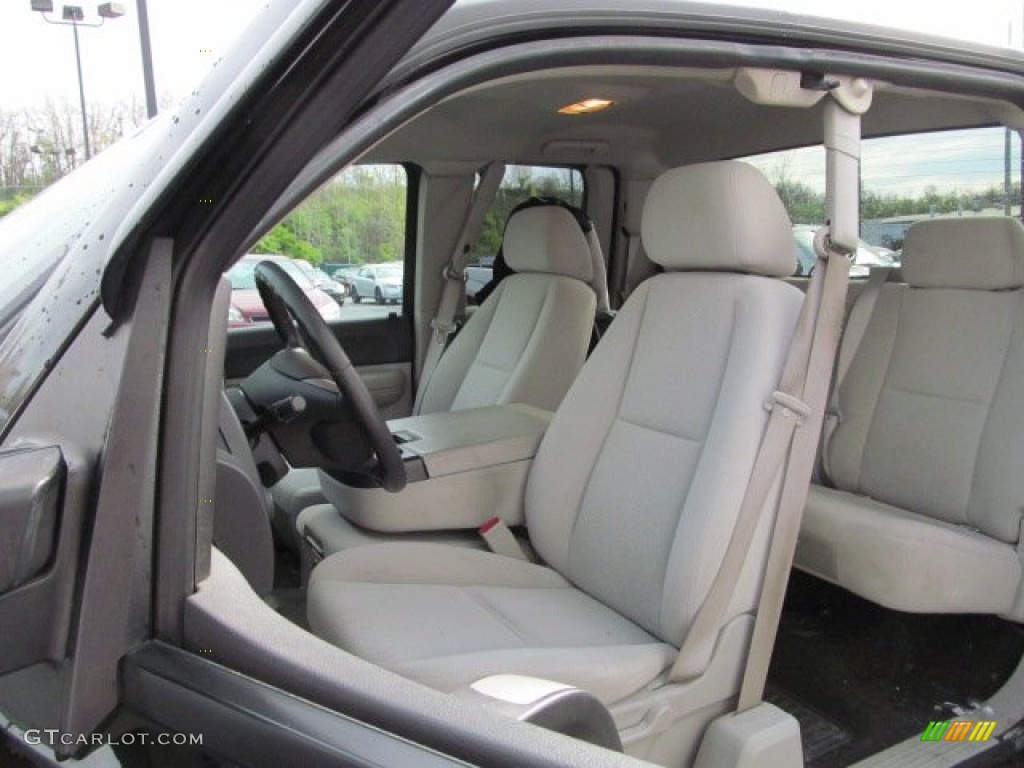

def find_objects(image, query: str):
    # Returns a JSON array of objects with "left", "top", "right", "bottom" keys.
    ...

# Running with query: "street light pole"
[
  {"left": 136, "top": 0, "right": 158, "bottom": 118},
  {"left": 30, "top": 3, "right": 125, "bottom": 163},
  {"left": 69, "top": 16, "right": 92, "bottom": 160}
]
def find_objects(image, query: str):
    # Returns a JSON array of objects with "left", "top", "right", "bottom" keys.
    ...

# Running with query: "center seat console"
[{"left": 318, "top": 403, "right": 552, "bottom": 533}]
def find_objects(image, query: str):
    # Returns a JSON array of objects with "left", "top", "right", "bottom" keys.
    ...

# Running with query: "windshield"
[
  {"left": 378, "top": 264, "right": 403, "bottom": 278},
  {"left": 278, "top": 259, "right": 315, "bottom": 289},
  {"left": 0, "top": 122, "right": 157, "bottom": 330}
]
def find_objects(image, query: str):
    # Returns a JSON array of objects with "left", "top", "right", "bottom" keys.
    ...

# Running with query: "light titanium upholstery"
[
  {"left": 215, "top": 391, "right": 275, "bottom": 596},
  {"left": 278, "top": 205, "right": 599, "bottom": 555},
  {"left": 308, "top": 161, "right": 802, "bottom": 740},
  {"left": 796, "top": 217, "right": 1024, "bottom": 619},
  {"left": 416, "top": 204, "right": 597, "bottom": 415},
  {"left": 274, "top": 205, "right": 599, "bottom": 548},
  {"left": 210, "top": 278, "right": 276, "bottom": 595},
  {"left": 584, "top": 226, "right": 613, "bottom": 316},
  {"left": 641, "top": 160, "right": 796, "bottom": 277}
]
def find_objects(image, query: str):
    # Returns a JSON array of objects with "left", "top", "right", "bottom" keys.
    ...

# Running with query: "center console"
[{"left": 318, "top": 403, "right": 552, "bottom": 532}]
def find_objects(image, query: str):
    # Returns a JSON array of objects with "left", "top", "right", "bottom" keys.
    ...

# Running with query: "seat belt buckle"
[
  {"left": 766, "top": 391, "right": 812, "bottom": 426},
  {"left": 479, "top": 517, "right": 528, "bottom": 560}
]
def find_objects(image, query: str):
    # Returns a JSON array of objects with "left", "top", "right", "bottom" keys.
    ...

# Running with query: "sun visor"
[{"left": 734, "top": 68, "right": 828, "bottom": 107}]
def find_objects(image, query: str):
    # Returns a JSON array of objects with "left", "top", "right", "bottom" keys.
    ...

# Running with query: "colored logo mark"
[{"left": 921, "top": 721, "right": 996, "bottom": 742}]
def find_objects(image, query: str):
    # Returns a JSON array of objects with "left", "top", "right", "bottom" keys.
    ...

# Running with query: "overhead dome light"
[{"left": 557, "top": 98, "right": 614, "bottom": 115}]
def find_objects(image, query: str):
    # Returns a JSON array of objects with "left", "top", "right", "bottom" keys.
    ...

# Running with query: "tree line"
[
  {"left": 4, "top": 116, "right": 1020, "bottom": 259},
  {"left": 252, "top": 164, "right": 585, "bottom": 267},
  {"left": 0, "top": 95, "right": 173, "bottom": 218},
  {"left": 776, "top": 177, "right": 1022, "bottom": 226}
]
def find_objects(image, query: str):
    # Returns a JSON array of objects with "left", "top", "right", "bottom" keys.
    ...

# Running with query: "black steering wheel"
[{"left": 253, "top": 260, "right": 406, "bottom": 493}]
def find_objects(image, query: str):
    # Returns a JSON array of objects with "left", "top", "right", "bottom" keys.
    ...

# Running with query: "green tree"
[{"left": 252, "top": 222, "right": 320, "bottom": 263}]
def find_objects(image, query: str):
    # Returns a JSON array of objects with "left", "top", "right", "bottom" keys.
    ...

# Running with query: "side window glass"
[
  {"left": 860, "top": 127, "right": 1018, "bottom": 256},
  {"left": 740, "top": 145, "right": 830, "bottom": 276},
  {"left": 466, "top": 165, "right": 585, "bottom": 300},
  {"left": 226, "top": 163, "right": 408, "bottom": 328},
  {"left": 740, "top": 126, "right": 1020, "bottom": 277}
]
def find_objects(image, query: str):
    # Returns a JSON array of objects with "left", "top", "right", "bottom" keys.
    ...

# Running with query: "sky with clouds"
[
  {"left": 746, "top": 128, "right": 1021, "bottom": 199},
  {"left": 2, "top": 1, "right": 263, "bottom": 110}
]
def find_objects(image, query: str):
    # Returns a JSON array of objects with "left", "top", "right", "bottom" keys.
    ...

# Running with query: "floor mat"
[
  {"left": 764, "top": 687, "right": 851, "bottom": 763},
  {"left": 767, "top": 571, "right": 1024, "bottom": 767}
]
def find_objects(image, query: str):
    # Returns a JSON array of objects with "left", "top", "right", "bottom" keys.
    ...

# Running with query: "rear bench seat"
[{"left": 795, "top": 217, "right": 1024, "bottom": 620}]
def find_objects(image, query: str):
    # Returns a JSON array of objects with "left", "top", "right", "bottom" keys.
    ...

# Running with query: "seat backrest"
[
  {"left": 416, "top": 205, "right": 597, "bottom": 414},
  {"left": 525, "top": 161, "right": 802, "bottom": 647},
  {"left": 209, "top": 277, "right": 276, "bottom": 595},
  {"left": 825, "top": 217, "right": 1024, "bottom": 545},
  {"left": 475, "top": 197, "right": 611, "bottom": 314}
]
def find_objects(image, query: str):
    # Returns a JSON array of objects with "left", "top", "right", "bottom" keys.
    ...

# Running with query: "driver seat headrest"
[{"left": 502, "top": 206, "right": 595, "bottom": 283}]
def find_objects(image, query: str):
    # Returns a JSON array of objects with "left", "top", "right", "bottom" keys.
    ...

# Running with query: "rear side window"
[
  {"left": 740, "top": 126, "right": 1021, "bottom": 276},
  {"left": 859, "top": 127, "right": 1019, "bottom": 253},
  {"left": 229, "top": 163, "right": 409, "bottom": 326}
]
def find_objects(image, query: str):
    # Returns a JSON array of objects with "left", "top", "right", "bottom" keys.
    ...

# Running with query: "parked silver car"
[
  {"left": 348, "top": 262, "right": 403, "bottom": 304},
  {"left": 792, "top": 225, "right": 900, "bottom": 277},
  {"left": 294, "top": 259, "right": 348, "bottom": 305}
]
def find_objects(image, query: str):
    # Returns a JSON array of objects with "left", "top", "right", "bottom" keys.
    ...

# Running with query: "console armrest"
[
  {"left": 390, "top": 403, "right": 552, "bottom": 478},
  {"left": 320, "top": 404, "right": 552, "bottom": 532}
]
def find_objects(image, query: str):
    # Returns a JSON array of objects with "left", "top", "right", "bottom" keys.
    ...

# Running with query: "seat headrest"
[
  {"left": 901, "top": 217, "right": 1024, "bottom": 290},
  {"left": 641, "top": 161, "right": 796, "bottom": 277},
  {"left": 502, "top": 206, "right": 594, "bottom": 283}
]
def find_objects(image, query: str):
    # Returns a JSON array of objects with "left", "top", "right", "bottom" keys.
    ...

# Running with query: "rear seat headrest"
[
  {"left": 902, "top": 217, "right": 1024, "bottom": 290},
  {"left": 640, "top": 161, "right": 796, "bottom": 277},
  {"left": 502, "top": 206, "right": 594, "bottom": 283}
]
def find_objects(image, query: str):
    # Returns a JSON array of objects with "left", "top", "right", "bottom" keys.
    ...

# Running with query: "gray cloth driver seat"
[
  {"left": 274, "top": 203, "right": 598, "bottom": 552},
  {"left": 307, "top": 161, "right": 803, "bottom": 760}
]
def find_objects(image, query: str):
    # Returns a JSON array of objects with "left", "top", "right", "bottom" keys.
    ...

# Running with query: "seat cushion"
[
  {"left": 796, "top": 485, "right": 1022, "bottom": 615},
  {"left": 826, "top": 284, "right": 1024, "bottom": 545},
  {"left": 269, "top": 466, "right": 325, "bottom": 549},
  {"left": 308, "top": 543, "right": 676, "bottom": 704}
]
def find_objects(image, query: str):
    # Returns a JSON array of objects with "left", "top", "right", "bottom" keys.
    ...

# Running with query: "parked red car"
[{"left": 226, "top": 255, "right": 342, "bottom": 327}]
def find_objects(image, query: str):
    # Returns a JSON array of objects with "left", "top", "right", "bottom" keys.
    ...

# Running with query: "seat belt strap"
[
  {"left": 414, "top": 163, "right": 504, "bottom": 414},
  {"left": 820, "top": 265, "right": 889, "bottom": 480},
  {"left": 737, "top": 233, "right": 851, "bottom": 711},
  {"left": 670, "top": 228, "right": 850, "bottom": 685}
]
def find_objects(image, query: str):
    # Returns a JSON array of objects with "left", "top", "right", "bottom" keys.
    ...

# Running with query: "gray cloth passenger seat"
[
  {"left": 276, "top": 203, "right": 600, "bottom": 553},
  {"left": 210, "top": 277, "right": 276, "bottom": 595},
  {"left": 795, "top": 217, "right": 1024, "bottom": 620}
]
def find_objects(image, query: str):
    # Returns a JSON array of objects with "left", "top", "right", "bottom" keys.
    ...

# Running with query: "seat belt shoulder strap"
[
  {"left": 414, "top": 163, "right": 505, "bottom": 414},
  {"left": 670, "top": 235, "right": 850, "bottom": 688}
]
